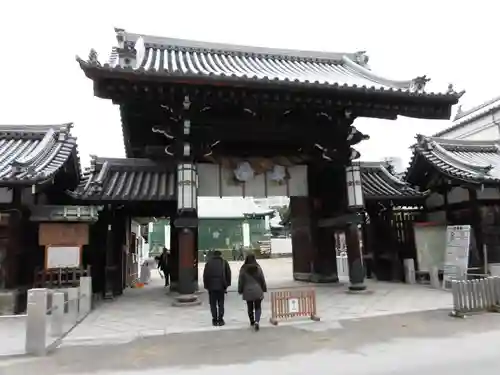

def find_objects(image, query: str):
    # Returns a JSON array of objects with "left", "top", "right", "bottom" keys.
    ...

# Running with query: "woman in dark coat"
[{"left": 238, "top": 254, "right": 267, "bottom": 331}]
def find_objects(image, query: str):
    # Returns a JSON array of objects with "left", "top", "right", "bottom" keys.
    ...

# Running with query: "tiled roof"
[
  {"left": 76, "top": 28, "right": 461, "bottom": 99},
  {"left": 405, "top": 135, "right": 500, "bottom": 184},
  {"left": 433, "top": 96, "right": 500, "bottom": 137},
  {"left": 0, "top": 123, "right": 79, "bottom": 185},
  {"left": 361, "top": 162, "right": 424, "bottom": 200},
  {"left": 68, "top": 157, "right": 175, "bottom": 202}
]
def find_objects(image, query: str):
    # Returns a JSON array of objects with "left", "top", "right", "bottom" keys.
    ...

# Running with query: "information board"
[
  {"left": 442, "top": 225, "right": 471, "bottom": 289},
  {"left": 288, "top": 298, "right": 299, "bottom": 313},
  {"left": 46, "top": 246, "right": 81, "bottom": 269}
]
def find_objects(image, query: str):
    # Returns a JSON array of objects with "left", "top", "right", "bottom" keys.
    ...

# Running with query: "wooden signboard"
[
  {"left": 39, "top": 223, "right": 89, "bottom": 246},
  {"left": 39, "top": 223, "right": 89, "bottom": 270}
]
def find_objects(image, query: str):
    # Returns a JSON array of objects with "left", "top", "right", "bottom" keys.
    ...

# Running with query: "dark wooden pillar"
[
  {"left": 469, "top": 188, "right": 485, "bottom": 270},
  {"left": 103, "top": 208, "right": 115, "bottom": 299},
  {"left": 307, "top": 164, "right": 339, "bottom": 283},
  {"left": 290, "top": 196, "right": 314, "bottom": 281},
  {"left": 171, "top": 95, "right": 200, "bottom": 304},
  {"left": 443, "top": 187, "right": 451, "bottom": 223},
  {"left": 312, "top": 225, "right": 339, "bottom": 282},
  {"left": 111, "top": 209, "right": 126, "bottom": 296},
  {"left": 169, "top": 217, "right": 179, "bottom": 291},
  {"left": 345, "top": 222, "right": 366, "bottom": 290},
  {"left": 176, "top": 215, "right": 198, "bottom": 295},
  {"left": 1, "top": 210, "right": 22, "bottom": 290},
  {"left": 345, "top": 162, "right": 366, "bottom": 291}
]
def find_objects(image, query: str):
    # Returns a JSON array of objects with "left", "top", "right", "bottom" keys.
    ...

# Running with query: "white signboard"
[
  {"left": 46, "top": 246, "right": 81, "bottom": 269},
  {"left": 288, "top": 298, "right": 299, "bottom": 313},
  {"left": 443, "top": 225, "right": 471, "bottom": 288},
  {"left": 413, "top": 223, "right": 447, "bottom": 272}
]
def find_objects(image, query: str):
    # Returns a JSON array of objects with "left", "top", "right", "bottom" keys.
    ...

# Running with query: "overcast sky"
[{"left": 0, "top": 0, "right": 497, "bottom": 170}]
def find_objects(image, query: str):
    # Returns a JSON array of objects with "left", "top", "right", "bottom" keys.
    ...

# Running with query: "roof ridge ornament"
[
  {"left": 87, "top": 49, "right": 101, "bottom": 67},
  {"left": 88, "top": 155, "right": 98, "bottom": 173},
  {"left": 354, "top": 51, "right": 369, "bottom": 68},
  {"left": 409, "top": 76, "right": 430, "bottom": 94}
]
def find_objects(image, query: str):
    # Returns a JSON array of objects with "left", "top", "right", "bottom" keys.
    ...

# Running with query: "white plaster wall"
[
  {"left": 478, "top": 187, "right": 500, "bottom": 200},
  {"left": 0, "top": 188, "right": 12, "bottom": 203},
  {"left": 448, "top": 187, "right": 469, "bottom": 204},
  {"left": 131, "top": 220, "right": 148, "bottom": 262},
  {"left": 426, "top": 192, "right": 444, "bottom": 209},
  {"left": 441, "top": 110, "right": 500, "bottom": 140}
]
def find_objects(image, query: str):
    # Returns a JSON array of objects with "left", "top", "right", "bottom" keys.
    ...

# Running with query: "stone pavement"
[
  {"left": 0, "top": 305, "right": 87, "bottom": 357},
  {"left": 1, "top": 316, "right": 27, "bottom": 357},
  {"left": 3, "top": 309, "right": 500, "bottom": 375},
  {"left": 61, "top": 258, "right": 453, "bottom": 347}
]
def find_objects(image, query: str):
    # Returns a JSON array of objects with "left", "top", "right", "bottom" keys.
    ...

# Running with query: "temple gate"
[
  {"left": 25, "top": 28, "right": 461, "bottom": 304},
  {"left": 0, "top": 31, "right": 461, "bottom": 311}
]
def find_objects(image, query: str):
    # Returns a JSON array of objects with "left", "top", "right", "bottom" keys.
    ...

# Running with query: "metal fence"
[
  {"left": 450, "top": 276, "right": 500, "bottom": 318},
  {"left": 25, "top": 276, "right": 93, "bottom": 356}
]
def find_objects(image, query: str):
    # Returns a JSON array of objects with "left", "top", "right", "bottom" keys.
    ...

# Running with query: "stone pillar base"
[
  {"left": 346, "top": 283, "right": 373, "bottom": 294},
  {"left": 293, "top": 272, "right": 312, "bottom": 282},
  {"left": 310, "top": 273, "right": 340, "bottom": 283},
  {"left": 293, "top": 272, "right": 341, "bottom": 284},
  {"left": 172, "top": 294, "right": 202, "bottom": 307}
]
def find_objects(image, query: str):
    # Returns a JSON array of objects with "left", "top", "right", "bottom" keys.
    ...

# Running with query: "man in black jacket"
[{"left": 203, "top": 251, "right": 232, "bottom": 326}]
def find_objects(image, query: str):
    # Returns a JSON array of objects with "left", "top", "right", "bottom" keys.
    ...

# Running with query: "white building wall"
[{"left": 437, "top": 103, "right": 500, "bottom": 141}]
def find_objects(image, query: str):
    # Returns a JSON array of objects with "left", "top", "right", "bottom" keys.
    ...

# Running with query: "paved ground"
[
  {"left": 1, "top": 317, "right": 27, "bottom": 357},
  {"left": 60, "top": 259, "right": 453, "bottom": 347},
  {"left": 2, "top": 309, "right": 500, "bottom": 374},
  {"left": 0, "top": 304, "right": 88, "bottom": 357},
  {"left": 0, "top": 258, "right": 453, "bottom": 357}
]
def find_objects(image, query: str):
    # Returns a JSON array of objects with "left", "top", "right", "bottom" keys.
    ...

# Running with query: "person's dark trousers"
[
  {"left": 208, "top": 290, "right": 226, "bottom": 324},
  {"left": 246, "top": 299, "right": 262, "bottom": 325},
  {"left": 164, "top": 270, "right": 170, "bottom": 286}
]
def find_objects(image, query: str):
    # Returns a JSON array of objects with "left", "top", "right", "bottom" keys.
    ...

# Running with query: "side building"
[
  {"left": 405, "top": 134, "right": 500, "bottom": 272},
  {"left": 0, "top": 124, "right": 89, "bottom": 314},
  {"left": 433, "top": 96, "right": 500, "bottom": 140},
  {"left": 402, "top": 95, "right": 500, "bottom": 275}
]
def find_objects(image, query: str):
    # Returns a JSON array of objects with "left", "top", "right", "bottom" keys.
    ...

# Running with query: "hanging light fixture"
[
  {"left": 177, "top": 163, "right": 198, "bottom": 211},
  {"left": 345, "top": 162, "right": 364, "bottom": 209}
]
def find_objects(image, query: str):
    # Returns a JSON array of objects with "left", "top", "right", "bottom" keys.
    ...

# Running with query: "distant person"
[
  {"left": 158, "top": 247, "right": 170, "bottom": 287},
  {"left": 237, "top": 244, "right": 245, "bottom": 261},
  {"left": 203, "top": 250, "right": 232, "bottom": 326},
  {"left": 231, "top": 245, "right": 237, "bottom": 261},
  {"left": 238, "top": 253, "right": 267, "bottom": 331}
]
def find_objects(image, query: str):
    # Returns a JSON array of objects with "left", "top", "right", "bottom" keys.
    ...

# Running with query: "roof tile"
[
  {"left": 68, "top": 157, "right": 175, "bottom": 201},
  {"left": 361, "top": 162, "right": 424, "bottom": 200},
  {"left": 0, "top": 123, "right": 79, "bottom": 185},
  {"left": 405, "top": 136, "right": 500, "bottom": 184},
  {"left": 77, "top": 29, "right": 460, "bottom": 100}
]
